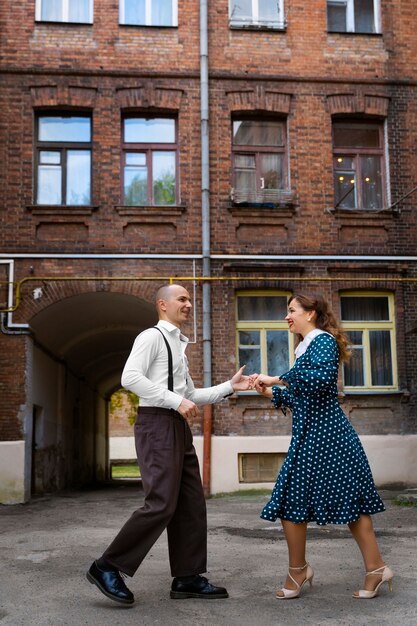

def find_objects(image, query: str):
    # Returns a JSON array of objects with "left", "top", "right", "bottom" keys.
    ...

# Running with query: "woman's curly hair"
[{"left": 288, "top": 294, "right": 351, "bottom": 363}]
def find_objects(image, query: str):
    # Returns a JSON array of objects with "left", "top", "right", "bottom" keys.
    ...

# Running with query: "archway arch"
[{"left": 28, "top": 291, "right": 157, "bottom": 495}]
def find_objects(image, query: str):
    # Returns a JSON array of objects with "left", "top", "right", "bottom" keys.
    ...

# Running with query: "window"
[
  {"left": 35, "top": 115, "right": 92, "bottom": 205},
  {"left": 341, "top": 293, "right": 397, "bottom": 390},
  {"left": 122, "top": 117, "right": 178, "bottom": 206},
  {"left": 35, "top": 0, "right": 93, "bottom": 23},
  {"left": 229, "top": 0, "right": 285, "bottom": 29},
  {"left": 231, "top": 119, "right": 288, "bottom": 204},
  {"left": 332, "top": 121, "right": 385, "bottom": 210},
  {"left": 236, "top": 293, "right": 293, "bottom": 377},
  {"left": 120, "top": 0, "right": 178, "bottom": 27},
  {"left": 327, "top": 0, "right": 381, "bottom": 34},
  {"left": 239, "top": 453, "right": 286, "bottom": 483}
]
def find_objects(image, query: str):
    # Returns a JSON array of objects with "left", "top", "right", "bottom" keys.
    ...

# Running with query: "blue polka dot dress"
[{"left": 261, "top": 332, "right": 385, "bottom": 525}]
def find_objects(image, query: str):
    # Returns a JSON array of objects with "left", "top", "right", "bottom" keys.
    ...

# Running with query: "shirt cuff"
[
  {"left": 165, "top": 391, "right": 185, "bottom": 411},
  {"left": 223, "top": 380, "right": 235, "bottom": 397}
]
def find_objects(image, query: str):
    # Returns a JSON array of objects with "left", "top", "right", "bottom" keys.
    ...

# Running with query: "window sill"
[
  {"left": 229, "top": 21, "right": 286, "bottom": 32},
  {"left": 115, "top": 204, "right": 186, "bottom": 217},
  {"left": 119, "top": 24, "right": 178, "bottom": 29},
  {"left": 27, "top": 204, "right": 98, "bottom": 216},
  {"left": 328, "top": 207, "right": 399, "bottom": 219},
  {"left": 327, "top": 30, "right": 382, "bottom": 37},
  {"left": 341, "top": 389, "right": 408, "bottom": 398},
  {"left": 35, "top": 20, "right": 93, "bottom": 26}
]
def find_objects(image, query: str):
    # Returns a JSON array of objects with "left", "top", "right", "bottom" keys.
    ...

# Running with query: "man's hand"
[
  {"left": 230, "top": 365, "right": 254, "bottom": 391},
  {"left": 177, "top": 398, "right": 200, "bottom": 419}
]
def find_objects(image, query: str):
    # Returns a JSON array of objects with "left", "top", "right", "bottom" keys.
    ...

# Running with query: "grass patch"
[
  {"left": 211, "top": 489, "right": 271, "bottom": 498},
  {"left": 111, "top": 464, "right": 141, "bottom": 479},
  {"left": 393, "top": 496, "right": 417, "bottom": 507}
]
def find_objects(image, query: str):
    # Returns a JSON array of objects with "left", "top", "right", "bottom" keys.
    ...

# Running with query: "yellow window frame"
[
  {"left": 236, "top": 290, "right": 294, "bottom": 376},
  {"left": 340, "top": 291, "right": 398, "bottom": 391}
]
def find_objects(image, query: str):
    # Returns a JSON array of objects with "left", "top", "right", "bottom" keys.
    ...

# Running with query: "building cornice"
[{"left": 1, "top": 66, "right": 417, "bottom": 87}]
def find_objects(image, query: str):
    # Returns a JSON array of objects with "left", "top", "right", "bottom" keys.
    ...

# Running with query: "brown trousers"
[{"left": 102, "top": 407, "right": 207, "bottom": 578}]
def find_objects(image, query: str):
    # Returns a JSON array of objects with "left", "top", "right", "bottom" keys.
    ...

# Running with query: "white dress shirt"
[
  {"left": 121, "top": 320, "right": 234, "bottom": 410},
  {"left": 294, "top": 328, "right": 332, "bottom": 360}
]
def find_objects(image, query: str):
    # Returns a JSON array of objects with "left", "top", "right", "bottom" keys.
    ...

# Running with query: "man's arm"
[
  {"left": 185, "top": 365, "right": 252, "bottom": 405},
  {"left": 121, "top": 330, "right": 184, "bottom": 410}
]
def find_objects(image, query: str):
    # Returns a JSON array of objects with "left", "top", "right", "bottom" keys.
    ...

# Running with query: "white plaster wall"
[
  {"left": 109, "top": 434, "right": 417, "bottom": 494},
  {"left": 109, "top": 436, "right": 136, "bottom": 460},
  {"left": 207, "top": 436, "right": 290, "bottom": 494},
  {"left": 0, "top": 441, "right": 25, "bottom": 504},
  {"left": 361, "top": 435, "right": 417, "bottom": 486}
]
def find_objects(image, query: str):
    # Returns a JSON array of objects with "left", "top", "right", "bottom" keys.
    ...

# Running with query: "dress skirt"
[{"left": 260, "top": 333, "right": 385, "bottom": 526}]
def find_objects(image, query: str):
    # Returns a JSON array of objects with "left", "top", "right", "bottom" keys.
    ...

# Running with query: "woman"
[{"left": 253, "top": 294, "right": 393, "bottom": 600}]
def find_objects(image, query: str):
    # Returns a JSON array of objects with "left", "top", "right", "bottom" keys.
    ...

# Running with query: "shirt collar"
[{"left": 157, "top": 319, "right": 189, "bottom": 343}]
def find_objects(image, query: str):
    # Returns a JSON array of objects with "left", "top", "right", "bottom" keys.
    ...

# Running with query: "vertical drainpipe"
[{"left": 200, "top": 0, "right": 212, "bottom": 497}]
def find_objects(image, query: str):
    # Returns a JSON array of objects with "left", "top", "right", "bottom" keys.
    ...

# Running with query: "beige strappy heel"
[
  {"left": 352, "top": 565, "right": 394, "bottom": 599},
  {"left": 276, "top": 563, "right": 314, "bottom": 599}
]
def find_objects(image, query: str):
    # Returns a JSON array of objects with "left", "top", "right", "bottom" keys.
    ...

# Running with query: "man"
[{"left": 87, "top": 284, "right": 251, "bottom": 604}]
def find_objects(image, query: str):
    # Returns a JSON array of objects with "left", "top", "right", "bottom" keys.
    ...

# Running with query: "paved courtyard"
[{"left": 0, "top": 485, "right": 416, "bottom": 626}]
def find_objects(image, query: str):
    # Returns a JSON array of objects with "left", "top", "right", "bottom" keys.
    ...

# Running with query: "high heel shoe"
[
  {"left": 276, "top": 563, "right": 314, "bottom": 599},
  {"left": 352, "top": 565, "right": 394, "bottom": 599}
]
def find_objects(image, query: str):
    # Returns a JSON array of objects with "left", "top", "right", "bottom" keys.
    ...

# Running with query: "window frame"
[
  {"left": 236, "top": 291, "right": 294, "bottom": 384},
  {"left": 119, "top": 0, "right": 178, "bottom": 27},
  {"left": 340, "top": 292, "right": 398, "bottom": 392},
  {"left": 121, "top": 114, "right": 179, "bottom": 207},
  {"left": 327, "top": 0, "right": 381, "bottom": 34},
  {"left": 35, "top": 0, "right": 94, "bottom": 24},
  {"left": 229, "top": 0, "right": 285, "bottom": 30},
  {"left": 34, "top": 112, "right": 93, "bottom": 206},
  {"left": 231, "top": 117, "right": 289, "bottom": 203},
  {"left": 332, "top": 120, "right": 386, "bottom": 211}
]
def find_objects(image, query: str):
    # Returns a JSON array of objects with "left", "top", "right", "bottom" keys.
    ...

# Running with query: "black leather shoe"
[
  {"left": 170, "top": 575, "right": 229, "bottom": 599},
  {"left": 86, "top": 561, "right": 134, "bottom": 605}
]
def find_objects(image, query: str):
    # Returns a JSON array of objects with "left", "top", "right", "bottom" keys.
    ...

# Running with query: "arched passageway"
[{"left": 28, "top": 291, "right": 156, "bottom": 495}]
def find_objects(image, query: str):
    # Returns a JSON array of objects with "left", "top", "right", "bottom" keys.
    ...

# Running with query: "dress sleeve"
[
  {"left": 280, "top": 334, "right": 339, "bottom": 396},
  {"left": 271, "top": 385, "right": 294, "bottom": 412}
]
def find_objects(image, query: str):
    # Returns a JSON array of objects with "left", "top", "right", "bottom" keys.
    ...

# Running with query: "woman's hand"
[
  {"left": 251, "top": 373, "right": 281, "bottom": 396},
  {"left": 253, "top": 374, "right": 281, "bottom": 388},
  {"left": 256, "top": 384, "right": 273, "bottom": 398}
]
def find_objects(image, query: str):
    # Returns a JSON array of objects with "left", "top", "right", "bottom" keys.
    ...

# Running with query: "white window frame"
[
  {"left": 35, "top": 0, "right": 93, "bottom": 23},
  {"left": 327, "top": 0, "right": 381, "bottom": 34},
  {"left": 229, "top": 0, "right": 285, "bottom": 30},
  {"left": 340, "top": 292, "right": 397, "bottom": 392},
  {"left": 120, "top": 0, "right": 178, "bottom": 27}
]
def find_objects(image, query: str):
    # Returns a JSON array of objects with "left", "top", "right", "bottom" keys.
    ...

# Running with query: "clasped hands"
[
  {"left": 177, "top": 366, "right": 283, "bottom": 419},
  {"left": 248, "top": 373, "right": 283, "bottom": 398},
  {"left": 232, "top": 367, "right": 283, "bottom": 399}
]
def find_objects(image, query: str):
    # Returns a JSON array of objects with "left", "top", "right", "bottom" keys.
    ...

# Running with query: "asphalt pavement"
[{"left": 0, "top": 484, "right": 416, "bottom": 626}]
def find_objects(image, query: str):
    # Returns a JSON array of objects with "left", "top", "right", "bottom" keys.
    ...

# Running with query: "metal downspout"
[{"left": 200, "top": 0, "right": 212, "bottom": 497}]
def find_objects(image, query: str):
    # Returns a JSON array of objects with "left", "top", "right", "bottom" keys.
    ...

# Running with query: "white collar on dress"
[{"left": 294, "top": 328, "right": 332, "bottom": 360}]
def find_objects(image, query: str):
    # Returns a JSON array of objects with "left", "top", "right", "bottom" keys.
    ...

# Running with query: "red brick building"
[{"left": 1, "top": 0, "right": 416, "bottom": 502}]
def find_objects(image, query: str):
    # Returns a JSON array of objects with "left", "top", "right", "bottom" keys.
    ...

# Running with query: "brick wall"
[{"left": 1, "top": 1, "right": 416, "bottom": 443}]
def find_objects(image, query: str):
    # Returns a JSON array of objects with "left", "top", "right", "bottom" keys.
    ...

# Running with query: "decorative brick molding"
[
  {"left": 326, "top": 92, "right": 390, "bottom": 117},
  {"left": 114, "top": 205, "right": 186, "bottom": 218},
  {"left": 117, "top": 85, "right": 184, "bottom": 110},
  {"left": 226, "top": 86, "right": 292, "bottom": 114},
  {"left": 30, "top": 85, "right": 97, "bottom": 108}
]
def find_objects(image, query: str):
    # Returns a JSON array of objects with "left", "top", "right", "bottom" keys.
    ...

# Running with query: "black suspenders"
[{"left": 154, "top": 327, "right": 174, "bottom": 392}]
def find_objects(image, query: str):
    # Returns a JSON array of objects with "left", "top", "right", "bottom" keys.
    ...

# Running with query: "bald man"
[{"left": 87, "top": 284, "right": 252, "bottom": 605}]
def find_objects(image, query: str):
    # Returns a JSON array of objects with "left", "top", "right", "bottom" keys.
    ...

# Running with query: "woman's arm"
[{"left": 281, "top": 334, "right": 339, "bottom": 395}]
